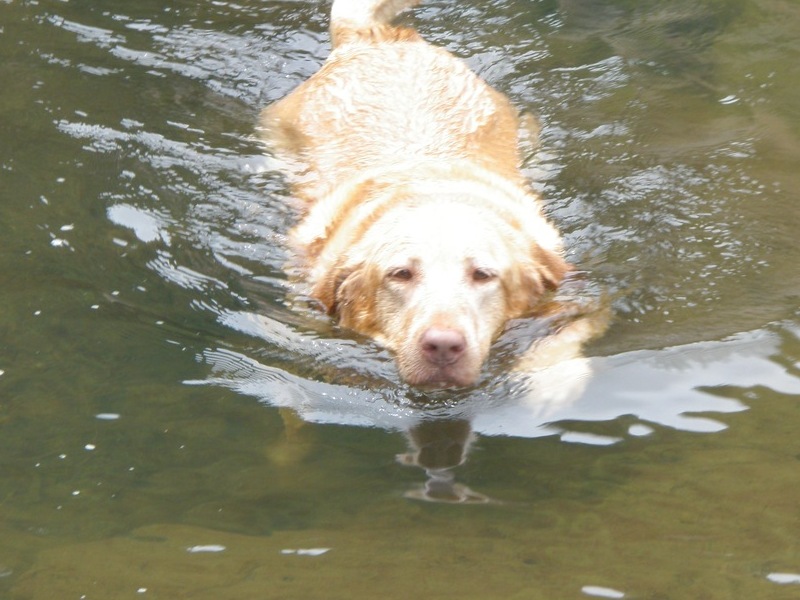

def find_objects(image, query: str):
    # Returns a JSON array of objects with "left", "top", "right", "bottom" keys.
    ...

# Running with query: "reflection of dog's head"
[
  {"left": 396, "top": 419, "right": 475, "bottom": 470},
  {"left": 398, "top": 419, "right": 493, "bottom": 504},
  {"left": 299, "top": 172, "right": 568, "bottom": 388}
]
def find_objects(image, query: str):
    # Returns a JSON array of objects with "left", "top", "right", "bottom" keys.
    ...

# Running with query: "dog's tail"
[{"left": 330, "top": 0, "right": 421, "bottom": 47}]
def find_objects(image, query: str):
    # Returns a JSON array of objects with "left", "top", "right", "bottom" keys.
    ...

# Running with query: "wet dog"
[{"left": 260, "top": 0, "right": 570, "bottom": 387}]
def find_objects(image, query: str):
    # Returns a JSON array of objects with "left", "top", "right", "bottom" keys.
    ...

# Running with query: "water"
[{"left": 1, "top": 0, "right": 799, "bottom": 597}]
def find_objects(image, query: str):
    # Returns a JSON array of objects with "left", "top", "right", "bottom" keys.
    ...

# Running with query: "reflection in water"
[
  {"left": 403, "top": 467, "right": 492, "bottom": 504},
  {"left": 397, "top": 419, "right": 491, "bottom": 504},
  {"left": 188, "top": 305, "right": 607, "bottom": 502},
  {"left": 189, "top": 310, "right": 800, "bottom": 500}
]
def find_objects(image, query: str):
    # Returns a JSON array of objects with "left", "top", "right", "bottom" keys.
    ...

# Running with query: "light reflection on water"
[
  {"left": 190, "top": 317, "right": 799, "bottom": 503},
  {"left": 2, "top": 0, "right": 800, "bottom": 597}
]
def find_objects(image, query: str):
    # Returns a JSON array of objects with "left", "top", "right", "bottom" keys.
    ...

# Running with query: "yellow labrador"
[{"left": 260, "top": 0, "right": 570, "bottom": 387}]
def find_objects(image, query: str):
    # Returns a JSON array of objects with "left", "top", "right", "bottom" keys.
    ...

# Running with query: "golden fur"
[{"left": 260, "top": 0, "right": 570, "bottom": 387}]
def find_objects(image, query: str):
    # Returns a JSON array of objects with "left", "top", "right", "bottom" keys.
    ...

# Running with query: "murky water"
[{"left": 1, "top": 0, "right": 799, "bottom": 597}]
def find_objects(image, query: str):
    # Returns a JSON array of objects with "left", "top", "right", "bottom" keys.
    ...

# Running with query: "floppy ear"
[
  {"left": 506, "top": 244, "right": 570, "bottom": 316},
  {"left": 531, "top": 243, "right": 570, "bottom": 293},
  {"left": 311, "top": 262, "right": 380, "bottom": 335},
  {"left": 311, "top": 264, "right": 349, "bottom": 316}
]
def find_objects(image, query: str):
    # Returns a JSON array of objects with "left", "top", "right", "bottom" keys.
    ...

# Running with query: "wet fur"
[{"left": 260, "top": 0, "right": 570, "bottom": 387}]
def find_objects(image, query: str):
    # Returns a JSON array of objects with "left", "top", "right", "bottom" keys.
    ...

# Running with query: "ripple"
[
  {"left": 107, "top": 204, "right": 172, "bottom": 244},
  {"left": 189, "top": 323, "right": 798, "bottom": 445}
]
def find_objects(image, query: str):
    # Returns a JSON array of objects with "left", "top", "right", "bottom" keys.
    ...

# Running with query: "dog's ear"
[
  {"left": 531, "top": 243, "right": 570, "bottom": 293},
  {"left": 337, "top": 264, "right": 381, "bottom": 335},
  {"left": 311, "top": 264, "right": 348, "bottom": 316},
  {"left": 312, "top": 262, "right": 379, "bottom": 335},
  {"left": 505, "top": 244, "right": 570, "bottom": 316}
]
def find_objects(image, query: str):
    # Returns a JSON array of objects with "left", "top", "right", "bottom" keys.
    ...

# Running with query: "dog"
[{"left": 260, "top": 0, "right": 571, "bottom": 388}]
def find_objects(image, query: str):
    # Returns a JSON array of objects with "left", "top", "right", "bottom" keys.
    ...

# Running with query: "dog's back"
[{"left": 261, "top": 0, "right": 524, "bottom": 202}]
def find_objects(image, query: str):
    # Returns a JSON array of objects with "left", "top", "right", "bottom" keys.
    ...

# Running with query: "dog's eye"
[
  {"left": 388, "top": 268, "right": 414, "bottom": 282},
  {"left": 472, "top": 268, "right": 496, "bottom": 282}
]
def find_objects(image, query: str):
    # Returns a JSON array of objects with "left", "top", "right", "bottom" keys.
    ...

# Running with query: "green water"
[{"left": 1, "top": 0, "right": 799, "bottom": 598}]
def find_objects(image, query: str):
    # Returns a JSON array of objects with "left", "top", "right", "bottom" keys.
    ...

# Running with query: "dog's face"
[{"left": 312, "top": 195, "right": 567, "bottom": 387}]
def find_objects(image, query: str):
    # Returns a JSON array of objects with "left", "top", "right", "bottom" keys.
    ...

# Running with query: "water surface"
[{"left": 1, "top": 0, "right": 799, "bottom": 598}]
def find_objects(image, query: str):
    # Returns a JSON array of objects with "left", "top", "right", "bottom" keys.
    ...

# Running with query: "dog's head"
[{"left": 306, "top": 186, "right": 568, "bottom": 388}]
